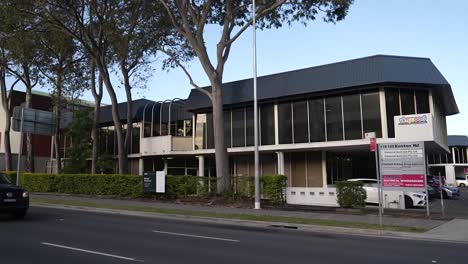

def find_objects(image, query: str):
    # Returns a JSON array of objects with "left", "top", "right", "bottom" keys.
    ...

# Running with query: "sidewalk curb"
[{"left": 31, "top": 203, "right": 468, "bottom": 244}]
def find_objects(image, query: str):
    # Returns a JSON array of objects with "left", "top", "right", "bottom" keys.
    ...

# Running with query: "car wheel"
[
  {"left": 404, "top": 196, "right": 413, "bottom": 209},
  {"left": 460, "top": 183, "right": 466, "bottom": 187},
  {"left": 11, "top": 210, "right": 27, "bottom": 220}
]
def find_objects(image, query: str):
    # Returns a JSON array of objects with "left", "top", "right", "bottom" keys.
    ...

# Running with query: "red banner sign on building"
[{"left": 382, "top": 174, "right": 425, "bottom": 188}]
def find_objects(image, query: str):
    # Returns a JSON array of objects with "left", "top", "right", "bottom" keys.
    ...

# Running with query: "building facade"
[
  {"left": 97, "top": 55, "right": 458, "bottom": 206},
  {"left": 0, "top": 90, "right": 91, "bottom": 172},
  {"left": 428, "top": 135, "right": 468, "bottom": 185}
]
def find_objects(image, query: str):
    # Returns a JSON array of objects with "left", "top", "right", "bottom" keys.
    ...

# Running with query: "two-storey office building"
[
  {"left": 428, "top": 135, "right": 468, "bottom": 185},
  {"left": 98, "top": 55, "right": 458, "bottom": 206}
]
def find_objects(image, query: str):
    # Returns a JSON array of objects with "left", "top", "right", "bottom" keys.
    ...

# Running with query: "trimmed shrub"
[
  {"left": 335, "top": 181, "right": 367, "bottom": 208},
  {"left": 5, "top": 172, "right": 286, "bottom": 203},
  {"left": 230, "top": 175, "right": 287, "bottom": 204},
  {"left": 21, "top": 173, "right": 142, "bottom": 198}
]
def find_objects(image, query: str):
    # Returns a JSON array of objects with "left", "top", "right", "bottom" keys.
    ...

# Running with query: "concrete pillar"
[
  {"left": 322, "top": 151, "right": 327, "bottom": 187},
  {"left": 276, "top": 151, "right": 284, "bottom": 175},
  {"left": 197, "top": 156, "right": 205, "bottom": 177},
  {"left": 164, "top": 158, "right": 168, "bottom": 174},
  {"left": 445, "top": 164, "right": 456, "bottom": 185},
  {"left": 138, "top": 158, "right": 144, "bottom": 175}
]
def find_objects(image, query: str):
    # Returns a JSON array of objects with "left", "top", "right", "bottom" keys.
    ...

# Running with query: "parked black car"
[{"left": 0, "top": 173, "right": 29, "bottom": 219}]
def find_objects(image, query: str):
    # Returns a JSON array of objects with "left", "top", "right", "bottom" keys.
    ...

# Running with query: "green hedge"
[
  {"left": 2, "top": 172, "right": 286, "bottom": 203},
  {"left": 335, "top": 181, "right": 367, "bottom": 208},
  {"left": 230, "top": 175, "right": 287, "bottom": 204},
  {"left": 21, "top": 173, "right": 142, "bottom": 198}
]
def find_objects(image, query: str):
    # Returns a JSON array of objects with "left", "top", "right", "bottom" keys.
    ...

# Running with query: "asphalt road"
[{"left": 0, "top": 207, "right": 466, "bottom": 264}]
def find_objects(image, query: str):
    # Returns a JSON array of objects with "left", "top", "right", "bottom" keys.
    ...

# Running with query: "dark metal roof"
[
  {"left": 185, "top": 55, "right": 458, "bottom": 115},
  {"left": 98, "top": 98, "right": 192, "bottom": 126},
  {"left": 98, "top": 99, "right": 154, "bottom": 126},
  {"left": 448, "top": 135, "right": 468, "bottom": 147}
]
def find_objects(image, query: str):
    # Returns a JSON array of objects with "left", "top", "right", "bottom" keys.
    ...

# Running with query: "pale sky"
[{"left": 12, "top": 0, "right": 468, "bottom": 135}]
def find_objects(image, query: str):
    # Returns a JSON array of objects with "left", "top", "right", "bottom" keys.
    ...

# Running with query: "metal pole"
[
  {"left": 16, "top": 108, "right": 24, "bottom": 186},
  {"left": 439, "top": 174, "right": 445, "bottom": 217},
  {"left": 252, "top": 0, "right": 260, "bottom": 210},
  {"left": 375, "top": 144, "right": 383, "bottom": 231},
  {"left": 424, "top": 148, "right": 430, "bottom": 217}
]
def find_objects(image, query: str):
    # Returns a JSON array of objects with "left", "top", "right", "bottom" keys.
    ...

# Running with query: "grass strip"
[{"left": 32, "top": 198, "right": 427, "bottom": 233}]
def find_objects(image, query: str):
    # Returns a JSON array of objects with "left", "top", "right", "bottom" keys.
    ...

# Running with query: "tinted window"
[
  {"left": 224, "top": 111, "right": 231, "bottom": 148},
  {"left": 325, "top": 96, "right": 343, "bottom": 141},
  {"left": 343, "top": 94, "right": 362, "bottom": 140},
  {"left": 309, "top": 98, "right": 325, "bottom": 142},
  {"left": 260, "top": 104, "right": 275, "bottom": 145},
  {"left": 385, "top": 88, "right": 400, "bottom": 138},
  {"left": 415, "top": 89, "right": 430, "bottom": 114},
  {"left": 293, "top": 100, "right": 309, "bottom": 143},
  {"left": 246, "top": 107, "right": 254, "bottom": 146},
  {"left": 278, "top": 102, "right": 293, "bottom": 144},
  {"left": 400, "top": 89, "right": 415, "bottom": 115},
  {"left": 0, "top": 174, "right": 11, "bottom": 184},
  {"left": 361, "top": 92, "right": 382, "bottom": 137},
  {"left": 232, "top": 108, "right": 245, "bottom": 147}
]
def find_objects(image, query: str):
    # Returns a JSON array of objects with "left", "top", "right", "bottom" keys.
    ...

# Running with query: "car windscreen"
[{"left": 0, "top": 174, "right": 12, "bottom": 184}]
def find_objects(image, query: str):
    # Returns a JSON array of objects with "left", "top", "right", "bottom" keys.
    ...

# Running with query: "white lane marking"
[
  {"left": 41, "top": 242, "right": 142, "bottom": 262},
  {"left": 152, "top": 230, "right": 239, "bottom": 242}
]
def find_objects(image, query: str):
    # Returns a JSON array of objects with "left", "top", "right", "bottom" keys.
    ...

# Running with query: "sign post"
[
  {"left": 378, "top": 142, "right": 429, "bottom": 216},
  {"left": 143, "top": 171, "right": 166, "bottom": 194},
  {"left": 12, "top": 106, "right": 57, "bottom": 185},
  {"left": 365, "top": 132, "right": 382, "bottom": 230}
]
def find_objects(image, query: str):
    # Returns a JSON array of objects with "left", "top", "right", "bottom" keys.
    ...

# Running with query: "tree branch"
[{"left": 159, "top": 48, "right": 212, "bottom": 102}]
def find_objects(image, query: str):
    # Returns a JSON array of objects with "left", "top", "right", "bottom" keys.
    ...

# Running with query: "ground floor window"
[{"left": 326, "top": 151, "right": 376, "bottom": 185}]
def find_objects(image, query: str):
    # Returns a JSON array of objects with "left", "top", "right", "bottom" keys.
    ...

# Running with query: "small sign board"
[
  {"left": 156, "top": 171, "right": 165, "bottom": 193},
  {"left": 378, "top": 142, "right": 426, "bottom": 191},
  {"left": 143, "top": 171, "right": 166, "bottom": 194},
  {"left": 143, "top": 172, "right": 156, "bottom": 194}
]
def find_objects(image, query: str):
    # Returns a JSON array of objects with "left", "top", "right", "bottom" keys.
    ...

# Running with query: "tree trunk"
[
  {"left": 4, "top": 130, "right": 12, "bottom": 171},
  {"left": 0, "top": 68, "right": 12, "bottom": 171},
  {"left": 211, "top": 80, "right": 230, "bottom": 194},
  {"left": 121, "top": 64, "right": 132, "bottom": 155},
  {"left": 23, "top": 66, "right": 34, "bottom": 173},
  {"left": 90, "top": 61, "right": 102, "bottom": 174},
  {"left": 99, "top": 66, "right": 128, "bottom": 174},
  {"left": 53, "top": 71, "right": 63, "bottom": 173}
]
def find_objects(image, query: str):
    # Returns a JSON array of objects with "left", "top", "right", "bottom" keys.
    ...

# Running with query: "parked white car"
[
  {"left": 347, "top": 178, "right": 427, "bottom": 209},
  {"left": 456, "top": 175, "right": 468, "bottom": 187}
]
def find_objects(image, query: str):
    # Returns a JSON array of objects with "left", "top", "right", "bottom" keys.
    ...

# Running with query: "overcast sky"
[{"left": 15, "top": 0, "right": 468, "bottom": 135}]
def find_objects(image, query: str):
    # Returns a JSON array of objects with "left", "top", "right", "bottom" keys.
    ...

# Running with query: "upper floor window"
[{"left": 385, "top": 88, "right": 430, "bottom": 138}]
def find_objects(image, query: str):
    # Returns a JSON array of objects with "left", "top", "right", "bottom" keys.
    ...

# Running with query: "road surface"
[{"left": 0, "top": 206, "right": 465, "bottom": 264}]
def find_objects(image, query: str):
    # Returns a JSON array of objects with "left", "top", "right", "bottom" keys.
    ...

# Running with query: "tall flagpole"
[{"left": 253, "top": 0, "right": 260, "bottom": 210}]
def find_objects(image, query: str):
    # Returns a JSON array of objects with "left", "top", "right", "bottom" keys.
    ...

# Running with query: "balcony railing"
[{"left": 140, "top": 135, "right": 192, "bottom": 155}]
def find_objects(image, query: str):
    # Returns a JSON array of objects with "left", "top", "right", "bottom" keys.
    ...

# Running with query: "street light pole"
[{"left": 252, "top": 0, "right": 260, "bottom": 210}]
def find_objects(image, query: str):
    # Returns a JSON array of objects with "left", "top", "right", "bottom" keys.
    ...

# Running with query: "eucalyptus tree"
[
  {"left": 108, "top": 0, "right": 177, "bottom": 156},
  {"left": 2, "top": 0, "right": 43, "bottom": 172},
  {"left": 35, "top": 0, "right": 129, "bottom": 173},
  {"left": 38, "top": 25, "right": 86, "bottom": 173},
  {"left": 158, "top": 0, "right": 353, "bottom": 193}
]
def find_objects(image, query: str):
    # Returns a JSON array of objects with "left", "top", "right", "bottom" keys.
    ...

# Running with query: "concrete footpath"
[{"left": 30, "top": 193, "right": 468, "bottom": 243}]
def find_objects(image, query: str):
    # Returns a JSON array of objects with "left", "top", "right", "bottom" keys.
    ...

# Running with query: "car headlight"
[
  {"left": 413, "top": 194, "right": 425, "bottom": 199},
  {"left": 22, "top": 191, "right": 29, "bottom": 198}
]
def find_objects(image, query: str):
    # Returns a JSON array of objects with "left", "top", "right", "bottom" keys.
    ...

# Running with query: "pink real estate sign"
[{"left": 382, "top": 174, "right": 425, "bottom": 188}]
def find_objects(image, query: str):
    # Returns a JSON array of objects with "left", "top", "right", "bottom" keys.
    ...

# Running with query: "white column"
[
  {"left": 138, "top": 158, "right": 144, "bottom": 175},
  {"left": 164, "top": 158, "right": 168, "bottom": 174},
  {"left": 445, "top": 164, "right": 456, "bottom": 185},
  {"left": 322, "top": 151, "right": 327, "bottom": 187},
  {"left": 379, "top": 87, "right": 388, "bottom": 138},
  {"left": 197, "top": 156, "right": 205, "bottom": 177},
  {"left": 276, "top": 151, "right": 284, "bottom": 175},
  {"left": 274, "top": 103, "right": 279, "bottom": 145}
]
